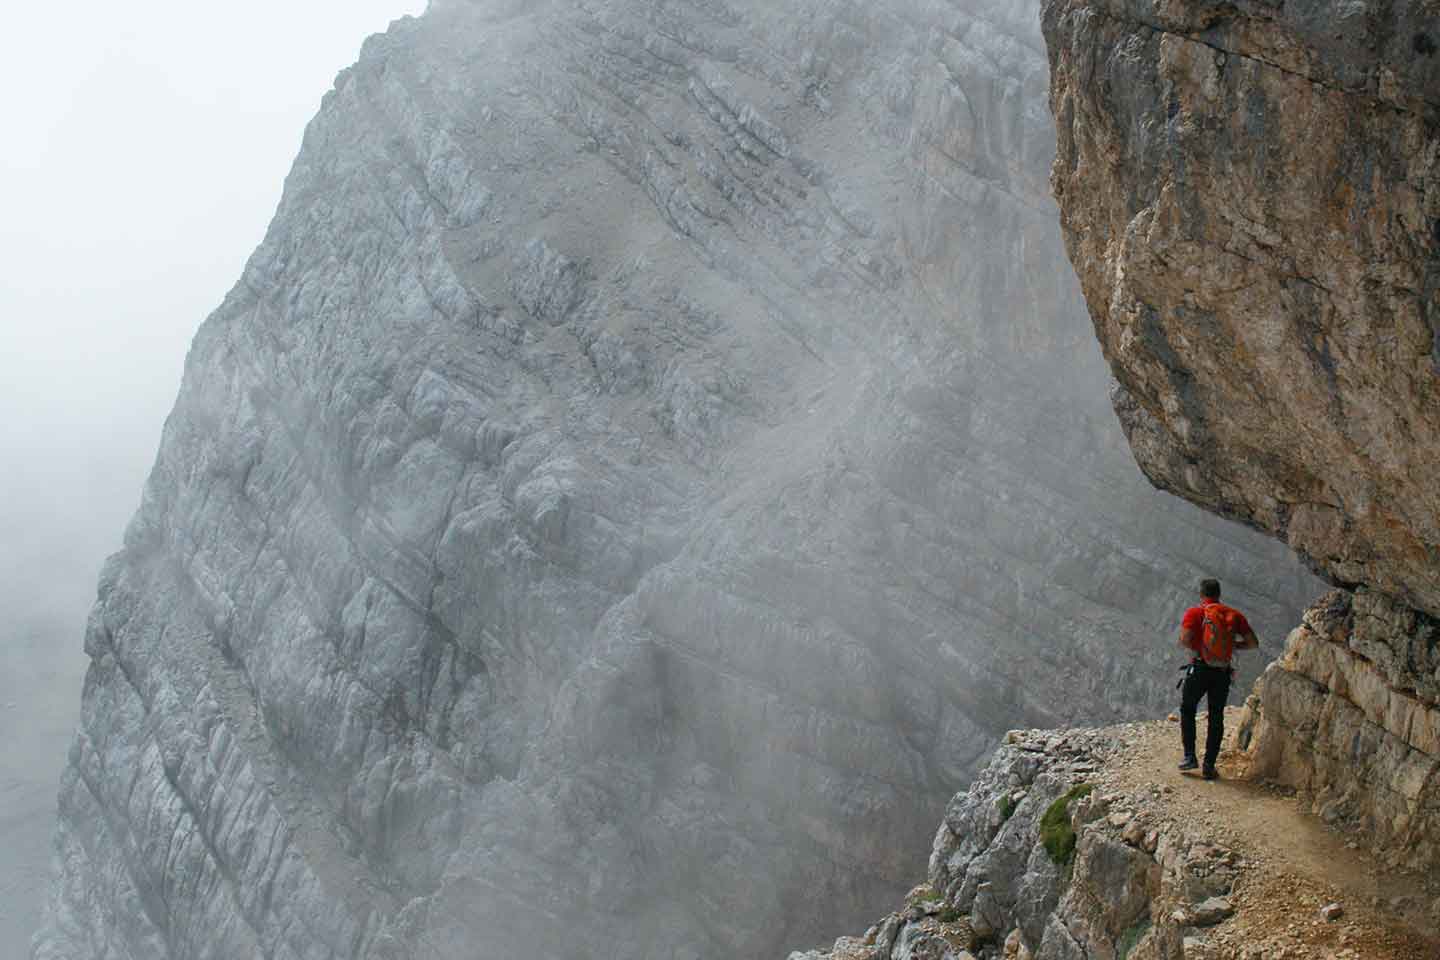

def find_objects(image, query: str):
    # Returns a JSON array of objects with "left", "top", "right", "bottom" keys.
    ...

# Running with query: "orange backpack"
[{"left": 1199, "top": 603, "right": 1241, "bottom": 662}]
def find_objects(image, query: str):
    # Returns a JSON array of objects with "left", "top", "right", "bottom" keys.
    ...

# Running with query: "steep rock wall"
[
  {"left": 36, "top": 2, "right": 1314, "bottom": 958},
  {"left": 1236, "top": 589, "right": 1440, "bottom": 871},
  {"left": 1042, "top": 0, "right": 1440, "bottom": 871}
]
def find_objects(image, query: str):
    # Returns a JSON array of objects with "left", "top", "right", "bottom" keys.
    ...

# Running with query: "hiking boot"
[
  {"left": 1177, "top": 756, "right": 1199, "bottom": 771},
  {"left": 1202, "top": 766, "right": 1219, "bottom": 781}
]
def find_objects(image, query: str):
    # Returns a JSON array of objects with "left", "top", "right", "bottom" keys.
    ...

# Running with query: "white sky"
[{"left": 0, "top": 0, "right": 426, "bottom": 624}]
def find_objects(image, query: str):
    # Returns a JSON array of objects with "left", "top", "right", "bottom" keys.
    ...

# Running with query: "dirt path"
[{"left": 1100, "top": 710, "right": 1440, "bottom": 960}]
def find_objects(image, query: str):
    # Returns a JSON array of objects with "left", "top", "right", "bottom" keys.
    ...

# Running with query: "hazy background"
[{"left": 0, "top": 1, "right": 423, "bottom": 952}]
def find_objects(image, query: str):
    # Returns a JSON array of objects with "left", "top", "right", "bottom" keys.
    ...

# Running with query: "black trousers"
[{"left": 1180, "top": 662, "right": 1233, "bottom": 767}]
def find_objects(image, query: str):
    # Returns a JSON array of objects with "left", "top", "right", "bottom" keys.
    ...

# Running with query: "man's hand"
[{"left": 1235, "top": 630, "right": 1260, "bottom": 651}]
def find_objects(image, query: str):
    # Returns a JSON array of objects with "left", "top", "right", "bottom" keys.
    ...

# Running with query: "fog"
[
  {"left": 0, "top": 1, "right": 422, "bottom": 952},
  {"left": 4, "top": 2, "right": 1327, "bottom": 957}
]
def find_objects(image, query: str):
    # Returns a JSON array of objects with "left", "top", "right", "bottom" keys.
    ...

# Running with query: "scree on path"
[{"left": 1101, "top": 709, "right": 1440, "bottom": 960}]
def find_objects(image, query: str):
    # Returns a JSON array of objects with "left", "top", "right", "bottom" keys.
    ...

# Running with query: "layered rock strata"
[
  {"left": 36, "top": 2, "right": 1315, "bottom": 958},
  {"left": 1042, "top": 0, "right": 1440, "bottom": 871},
  {"left": 1237, "top": 590, "right": 1440, "bottom": 871}
]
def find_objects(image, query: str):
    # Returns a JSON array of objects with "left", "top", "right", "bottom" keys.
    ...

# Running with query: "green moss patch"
[
  {"left": 905, "top": 884, "right": 943, "bottom": 906},
  {"left": 1117, "top": 914, "right": 1151, "bottom": 959},
  {"left": 996, "top": 794, "right": 1016, "bottom": 823},
  {"left": 1039, "top": 783, "right": 1092, "bottom": 865}
]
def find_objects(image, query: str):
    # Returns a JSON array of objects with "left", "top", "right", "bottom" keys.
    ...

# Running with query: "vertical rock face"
[
  {"left": 1043, "top": 0, "right": 1440, "bottom": 872},
  {"left": 36, "top": 2, "right": 1314, "bottom": 958},
  {"left": 1236, "top": 589, "right": 1440, "bottom": 870}
]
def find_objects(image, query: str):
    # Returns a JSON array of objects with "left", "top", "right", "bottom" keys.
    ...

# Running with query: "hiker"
[{"left": 1177, "top": 578, "right": 1259, "bottom": 779}]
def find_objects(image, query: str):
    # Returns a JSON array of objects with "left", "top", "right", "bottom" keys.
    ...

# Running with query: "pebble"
[
  {"left": 1320, "top": 902, "right": 1344, "bottom": 921},
  {"left": 1175, "top": 898, "right": 1235, "bottom": 929}
]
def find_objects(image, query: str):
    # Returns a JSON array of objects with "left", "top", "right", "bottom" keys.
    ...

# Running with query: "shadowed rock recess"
[
  {"left": 1044, "top": 0, "right": 1440, "bottom": 872},
  {"left": 34, "top": 2, "right": 1316, "bottom": 959}
]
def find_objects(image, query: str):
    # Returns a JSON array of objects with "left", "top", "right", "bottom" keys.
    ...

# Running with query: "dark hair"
[{"left": 1200, "top": 578, "right": 1221, "bottom": 599}]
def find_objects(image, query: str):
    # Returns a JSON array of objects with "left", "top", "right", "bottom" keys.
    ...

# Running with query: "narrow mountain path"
[{"left": 1100, "top": 710, "right": 1440, "bottom": 959}]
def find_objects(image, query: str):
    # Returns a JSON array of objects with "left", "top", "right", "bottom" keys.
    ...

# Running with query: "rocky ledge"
[
  {"left": 786, "top": 725, "right": 1199, "bottom": 960},
  {"left": 790, "top": 721, "right": 1439, "bottom": 960}
]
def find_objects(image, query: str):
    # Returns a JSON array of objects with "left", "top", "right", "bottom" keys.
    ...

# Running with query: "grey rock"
[
  {"left": 796, "top": 722, "right": 1292, "bottom": 960},
  {"left": 1187, "top": 898, "right": 1234, "bottom": 927},
  {"left": 893, "top": 912, "right": 980, "bottom": 960},
  {"left": 970, "top": 882, "right": 1005, "bottom": 940}
]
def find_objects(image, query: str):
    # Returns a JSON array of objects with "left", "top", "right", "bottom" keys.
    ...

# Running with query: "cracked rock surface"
[
  {"left": 34, "top": 3, "right": 1315, "bottom": 958},
  {"left": 1043, "top": 0, "right": 1440, "bottom": 608}
]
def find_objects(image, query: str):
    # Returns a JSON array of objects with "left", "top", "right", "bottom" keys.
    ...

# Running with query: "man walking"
[{"left": 1178, "top": 578, "right": 1259, "bottom": 779}]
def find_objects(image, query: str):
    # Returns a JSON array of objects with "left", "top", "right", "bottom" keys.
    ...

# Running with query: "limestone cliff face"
[
  {"left": 35, "top": 2, "right": 1313, "bottom": 958},
  {"left": 1042, "top": 0, "right": 1440, "bottom": 871}
]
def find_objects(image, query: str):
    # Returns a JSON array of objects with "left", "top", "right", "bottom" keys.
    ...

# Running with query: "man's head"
[{"left": 1200, "top": 578, "right": 1221, "bottom": 600}]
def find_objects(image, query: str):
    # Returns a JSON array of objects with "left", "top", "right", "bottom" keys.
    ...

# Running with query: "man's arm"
[
  {"left": 1178, "top": 608, "right": 1202, "bottom": 652},
  {"left": 1235, "top": 628, "right": 1260, "bottom": 650},
  {"left": 1179, "top": 625, "right": 1201, "bottom": 651}
]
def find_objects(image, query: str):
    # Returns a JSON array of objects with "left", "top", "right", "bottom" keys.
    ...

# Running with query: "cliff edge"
[
  {"left": 789, "top": 719, "right": 1439, "bottom": 960},
  {"left": 1043, "top": 0, "right": 1440, "bottom": 873}
]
